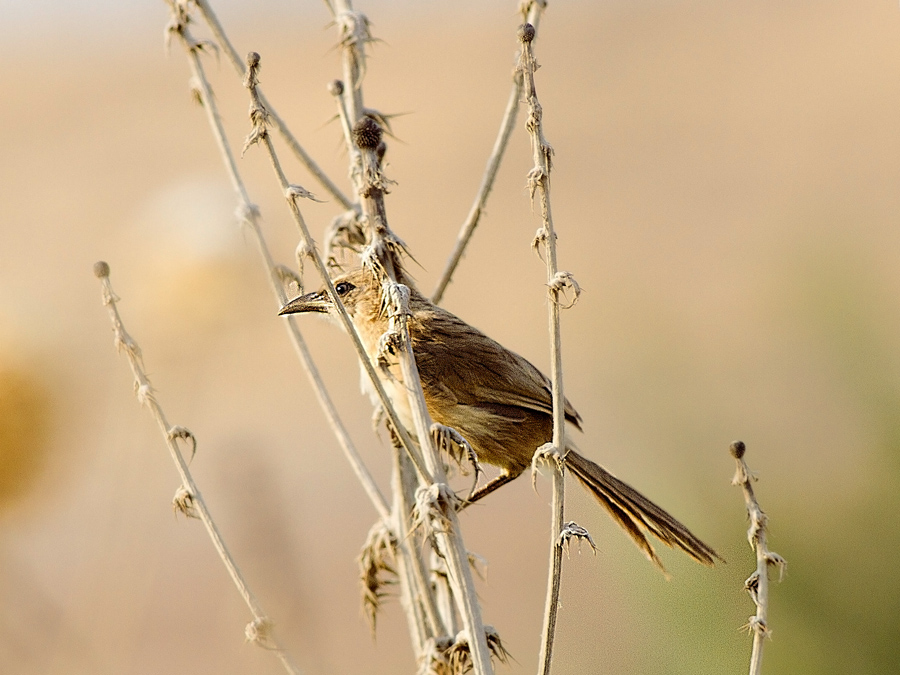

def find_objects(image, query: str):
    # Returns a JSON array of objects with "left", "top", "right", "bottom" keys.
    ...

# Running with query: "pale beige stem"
[
  {"left": 431, "top": 0, "right": 547, "bottom": 305},
  {"left": 352, "top": 114, "right": 496, "bottom": 675},
  {"left": 731, "top": 441, "right": 786, "bottom": 675},
  {"left": 241, "top": 53, "right": 432, "bottom": 487},
  {"left": 518, "top": 21, "right": 578, "bottom": 675},
  {"left": 191, "top": 0, "right": 354, "bottom": 209},
  {"left": 169, "top": 12, "right": 391, "bottom": 525},
  {"left": 94, "top": 262, "right": 301, "bottom": 675}
]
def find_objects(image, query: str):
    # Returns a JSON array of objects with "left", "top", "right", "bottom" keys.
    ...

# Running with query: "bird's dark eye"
[{"left": 334, "top": 281, "right": 354, "bottom": 296}]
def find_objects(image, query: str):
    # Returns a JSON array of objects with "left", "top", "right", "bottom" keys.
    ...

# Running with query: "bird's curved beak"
[{"left": 278, "top": 291, "right": 331, "bottom": 315}]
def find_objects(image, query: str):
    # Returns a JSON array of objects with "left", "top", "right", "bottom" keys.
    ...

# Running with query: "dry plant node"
[
  {"left": 419, "top": 626, "right": 510, "bottom": 675},
  {"left": 466, "top": 552, "right": 489, "bottom": 581},
  {"left": 449, "top": 627, "right": 511, "bottom": 675},
  {"left": 235, "top": 201, "right": 262, "bottom": 227},
  {"left": 172, "top": 486, "right": 199, "bottom": 518},
  {"left": 332, "top": 8, "right": 373, "bottom": 88},
  {"left": 530, "top": 442, "right": 565, "bottom": 492},
  {"left": 242, "top": 52, "right": 270, "bottom": 156},
  {"left": 285, "top": 184, "right": 324, "bottom": 203},
  {"left": 558, "top": 521, "right": 597, "bottom": 556},
  {"left": 274, "top": 264, "right": 303, "bottom": 296},
  {"left": 167, "top": 425, "right": 198, "bottom": 460},
  {"left": 324, "top": 210, "right": 367, "bottom": 270},
  {"left": 245, "top": 616, "right": 276, "bottom": 649},
  {"left": 530, "top": 226, "right": 556, "bottom": 259},
  {"left": 164, "top": 1, "right": 218, "bottom": 57},
  {"left": 547, "top": 270, "right": 581, "bottom": 309},
  {"left": 412, "top": 483, "right": 460, "bottom": 538}
]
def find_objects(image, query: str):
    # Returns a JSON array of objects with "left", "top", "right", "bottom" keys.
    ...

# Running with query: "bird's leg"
[{"left": 458, "top": 468, "right": 524, "bottom": 510}]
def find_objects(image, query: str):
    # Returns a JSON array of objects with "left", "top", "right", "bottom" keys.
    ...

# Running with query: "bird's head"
[{"left": 278, "top": 268, "right": 380, "bottom": 322}]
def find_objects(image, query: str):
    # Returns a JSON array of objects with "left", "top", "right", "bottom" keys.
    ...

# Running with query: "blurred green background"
[{"left": 2, "top": 0, "right": 899, "bottom": 672}]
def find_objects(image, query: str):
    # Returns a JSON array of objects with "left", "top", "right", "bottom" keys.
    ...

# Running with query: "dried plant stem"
[
  {"left": 168, "top": 6, "right": 391, "bottom": 524},
  {"left": 351, "top": 113, "right": 496, "bottom": 674},
  {"left": 329, "top": 79, "right": 365, "bottom": 204},
  {"left": 242, "top": 54, "right": 432, "bottom": 488},
  {"left": 328, "top": 0, "right": 367, "bottom": 129},
  {"left": 518, "top": 22, "right": 578, "bottom": 675},
  {"left": 323, "top": 6, "right": 496, "bottom": 668},
  {"left": 431, "top": 0, "right": 547, "bottom": 305},
  {"left": 94, "top": 262, "right": 300, "bottom": 675},
  {"left": 394, "top": 293, "right": 495, "bottom": 675},
  {"left": 730, "top": 441, "right": 786, "bottom": 675},
  {"left": 190, "top": 0, "right": 354, "bottom": 210}
]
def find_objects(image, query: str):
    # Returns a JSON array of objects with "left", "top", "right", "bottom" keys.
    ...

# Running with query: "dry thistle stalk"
[
  {"left": 517, "top": 20, "right": 586, "bottom": 675},
  {"left": 731, "top": 441, "right": 787, "bottom": 675},
  {"left": 239, "top": 49, "right": 431, "bottom": 485},
  {"left": 233, "top": 22, "right": 496, "bottom": 672},
  {"left": 192, "top": 0, "right": 354, "bottom": 208},
  {"left": 94, "top": 261, "right": 301, "bottom": 675},
  {"left": 163, "top": 0, "right": 392, "bottom": 527},
  {"left": 431, "top": 0, "right": 548, "bottom": 304},
  {"left": 341, "top": 90, "right": 496, "bottom": 673}
]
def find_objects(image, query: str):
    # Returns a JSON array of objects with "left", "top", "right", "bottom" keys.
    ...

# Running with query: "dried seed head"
[
  {"left": 328, "top": 79, "right": 344, "bottom": 96},
  {"left": 93, "top": 260, "right": 110, "bottom": 278},
  {"left": 358, "top": 521, "right": 397, "bottom": 634},
  {"left": 246, "top": 51, "right": 260, "bottom": 69},
  {"left": 730, "top": 440, "right": 746, "bottom": 459},
  {"left": 353, "top": 116, "right": 382, "bottom": 150},
  {"left": 518, "top": 23, "right": 535, "bottom": 44}
]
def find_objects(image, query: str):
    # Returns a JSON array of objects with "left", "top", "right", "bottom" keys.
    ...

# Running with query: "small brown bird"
[{"left": 280, "top": 268, "right": 718, "bottom": 570}]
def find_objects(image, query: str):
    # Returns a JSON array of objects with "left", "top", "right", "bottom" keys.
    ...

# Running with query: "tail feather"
[{"left": 566, "top": 450, "right": 720, "bottom": 572}]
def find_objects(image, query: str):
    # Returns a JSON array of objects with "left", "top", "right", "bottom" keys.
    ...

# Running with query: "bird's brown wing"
[{"left": 410, "top": 304, "right": 582, "bottom": 430}]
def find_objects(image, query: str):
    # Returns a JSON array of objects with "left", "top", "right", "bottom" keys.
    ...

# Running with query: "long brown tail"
[{"left": 566, "top": 450, "right": 720, "bottom": 572}]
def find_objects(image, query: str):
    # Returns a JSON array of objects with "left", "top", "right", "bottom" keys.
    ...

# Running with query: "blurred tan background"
[{"left": 2, "top": 0, "right": 899, "bottom": 672}]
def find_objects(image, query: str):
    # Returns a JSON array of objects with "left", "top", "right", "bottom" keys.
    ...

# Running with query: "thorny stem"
[
  {"left": 431, "top": 0, "right": 547, "bottom": 305},
  {"left": 731, "top": 441, "right": 786, "bottom": 675},
  {"left": 328, "top": 0, "right": 367, "bottom": 133},
  {"left": 169, "top": 5, "right": 391, "bottom": 525},
  {"left": 244, "top": 64, "right": 493, "bottom": 662},
  {"left": 94, "top": 263, "right": 301, "bottom": 675},
  {"left": 393, "top": 290, "right": 495, "bottom": 675},
  {"left": 519, "top": 22, "right": 575, "bottom": 675},
  {"left": 352, "top": 113, "right": 496, "bottom": 675},
  {"left": 242, "top": 52, "right": 433, "bottom": 488},
  {"left": 328, "top": 79, "right": 365, "bottom": 201},
  {"left": 325, "top": 2, "right": 496, "bottom": 668},
  {"left": 190, "top": 0, "right": 354, "bottom": 210}
]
